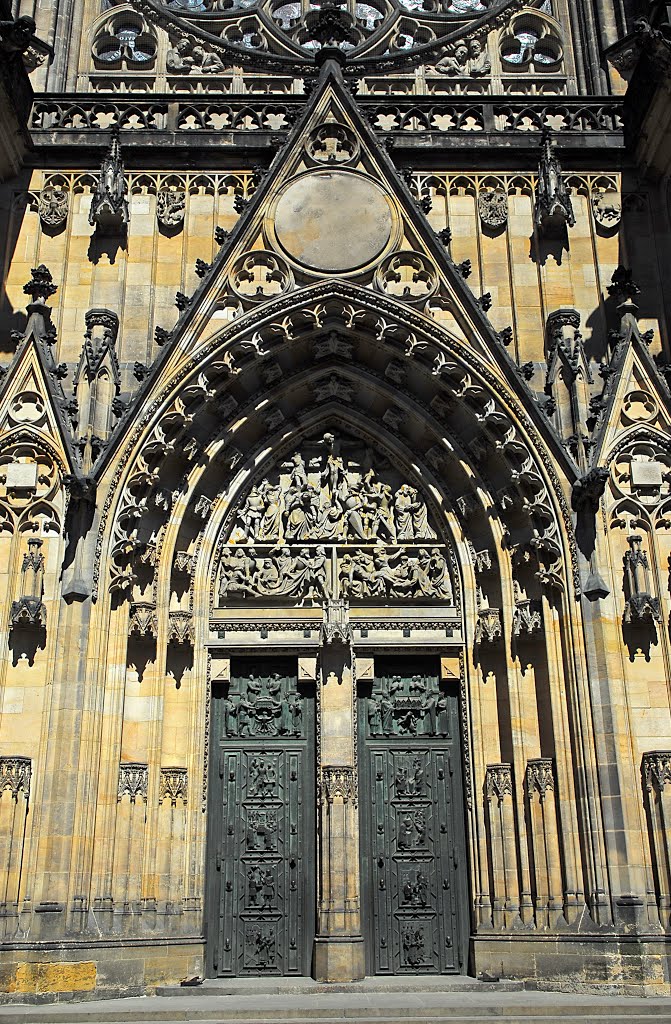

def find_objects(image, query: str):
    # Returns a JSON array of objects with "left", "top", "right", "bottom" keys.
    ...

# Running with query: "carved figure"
[
  {"left": 403, "top": 870, "right": 428, "bottom": 907},
  {"left": 535, "top": 132, "right": 575, "bottom": 236},
  {"left": 89, "top": 132, "right": 129, "bottom": 232},
  {"left": 402, "top": 926, "right": 425, "bottom": 967},
  {"left": 435, "top": 39, "right": 469, "bottom": 75},
  {"left": 166, "top": 38, "right": 194, "bottom": 72},
  {"left": 467, "top": 37, "right": 491, "bottom": 75},
  {"left": 0, "top": 14, "right": 36, "bottom": 54}
]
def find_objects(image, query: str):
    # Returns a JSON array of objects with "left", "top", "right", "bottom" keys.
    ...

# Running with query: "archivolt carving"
[{"left": 95, "top": 283, "right": 576, "bottom": 601}]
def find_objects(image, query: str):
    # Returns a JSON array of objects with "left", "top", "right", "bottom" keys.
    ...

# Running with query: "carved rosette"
[
  {"left": 305, "top": 122, "right": 360, "bottom": 166},
  {"left": 526, "top": 758, "right": 555, "bottom": 800},
  {"left": 0, "top": 756, "right": 31, "bottom": 799},
  {"left": 375, "top": 251, "right": 438, "bottom": 304},
  {"left": 320, "top": 766, "right": 357, "bottom": 806},
  {"left": 642, "top": 751, "right": 671, "bottom": 793},
  {"left": 229, "top": 251, "right": 293, "bottom": 303},
  {"left": 485, "top": 763, "right": 513, "bottom": 803},
  {"left": 159, "top": 767, "right": 188, "bottom": 805},
  {"left": 474, "top": 607, "right": 502, "bottom": 645},
  {"left": 118, "top": 762, "right": 148, "bottom": 802}
]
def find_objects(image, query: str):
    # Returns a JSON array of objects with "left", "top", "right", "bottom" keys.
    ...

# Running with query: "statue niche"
[{"left": 216, "top": 431, "right": 454, "bottom": 607}]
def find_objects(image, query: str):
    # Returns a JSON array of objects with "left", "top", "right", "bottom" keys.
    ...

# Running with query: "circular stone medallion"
[{"left": 273, "top": 170, "right": 394, "bottom": 273}]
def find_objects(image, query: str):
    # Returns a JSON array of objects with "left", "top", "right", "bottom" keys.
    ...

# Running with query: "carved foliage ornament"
[
  {"left": 320, "top": 766, "right": 357, "bottom": 805},
  {"left": 118, "top": 762, "right": 148, "bottom": 802}
]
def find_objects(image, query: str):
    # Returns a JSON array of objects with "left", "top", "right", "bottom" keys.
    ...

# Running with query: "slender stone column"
[{"left": 313, "top": 600, "right": 365, "bottom": 982}]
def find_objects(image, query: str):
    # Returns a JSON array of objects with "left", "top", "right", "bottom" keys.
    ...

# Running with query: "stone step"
[
  {"left": 156, "top": 977, "right": 526, "bottom": 997},
  {"left": 1, "top": 991, "right": 671, "bottom": 1024}
]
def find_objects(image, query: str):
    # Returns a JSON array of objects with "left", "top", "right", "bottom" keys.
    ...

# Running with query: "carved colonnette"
[{"left": 642, "top": 752, "right": 671, "bottom": 928}]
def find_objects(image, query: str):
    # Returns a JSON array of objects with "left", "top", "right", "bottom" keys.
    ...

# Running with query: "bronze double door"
[
  {"left": 207, "top": 654, "right": 468, "bottom": 977},
  {"left": 206, "top": 657, "right": 316, "bottom": 977},
  {"left": 358, "top": 656, "right": 469, "bottom": 975}
]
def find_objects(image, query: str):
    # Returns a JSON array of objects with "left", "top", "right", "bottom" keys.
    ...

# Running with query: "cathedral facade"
[{"left": 1, "top": 0, "right": 671, "bottom": 1001}]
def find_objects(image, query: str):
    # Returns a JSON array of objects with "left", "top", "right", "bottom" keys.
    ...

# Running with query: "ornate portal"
[{"left": 217, "top": 433, "right": 454, "bottom": 605}]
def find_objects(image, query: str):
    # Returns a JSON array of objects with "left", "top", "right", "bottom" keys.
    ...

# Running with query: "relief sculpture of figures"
[
  {"left": 218, "top": 432, "right": 454, "bottom": 605},
  {"left": 368, "top": 673, "right": 448, "bottom": 737},
  {"left": 231, "top": 432, "right": 438, "bottom": 545},
  {"left": 223, "top": 671, "right": 304, "bottom": 739}
]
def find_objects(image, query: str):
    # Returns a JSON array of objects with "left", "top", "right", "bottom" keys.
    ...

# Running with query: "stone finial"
[
  {"left": 10, "top": 537, "right": 46, "bottom": 632},
  {"left": 89, "top": 131, "right": 129, "bottom": 233},
  {"left": 535, "top": 131, "right": 575, "bottom": 237}
]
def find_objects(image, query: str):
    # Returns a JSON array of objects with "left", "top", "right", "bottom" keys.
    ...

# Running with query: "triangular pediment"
[
  {"left": 0, "top": 335, "right": 76, "bottom": 473},
  {"left": 148, "top": 60, "right": 515, "bottom": 373},
  {"left": 100, "top": 58, "right": 572, "bottom": 483},
  {"left": 592, "top": 328, "right": 671, "bottom": 466}
]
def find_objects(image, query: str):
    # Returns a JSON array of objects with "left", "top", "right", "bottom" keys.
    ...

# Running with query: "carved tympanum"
[{"left": 217, "top": 432, "right": 454, "bottom": 606}]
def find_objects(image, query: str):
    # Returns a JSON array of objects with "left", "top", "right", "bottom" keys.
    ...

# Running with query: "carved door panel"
[
  {"left": 206, "top": 658, "right": 315, "bottom": 976},
  {"left": 359, "top": 657, "right": 468, "bottom": 975}
]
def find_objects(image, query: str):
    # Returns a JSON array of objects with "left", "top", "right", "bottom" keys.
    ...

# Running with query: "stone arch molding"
[{"left": 94, "top": 282, "right": 579, "bottom": 622}]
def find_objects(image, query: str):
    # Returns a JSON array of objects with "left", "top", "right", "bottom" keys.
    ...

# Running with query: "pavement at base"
[{"left": 0, "top": 977, "right": 671, "bottom": 1024}]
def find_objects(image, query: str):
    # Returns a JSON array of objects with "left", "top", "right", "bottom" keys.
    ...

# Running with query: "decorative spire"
[
  {"left": 89, "top": 131, "right": 129, "bottom": 234},
  {"left": 534, "top": 130, "right": 575, "bottom": 237}
]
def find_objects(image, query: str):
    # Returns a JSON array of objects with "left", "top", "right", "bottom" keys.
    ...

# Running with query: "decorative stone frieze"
[
  {"left": 485, "top": 763, "right": 513, "bottom": 803},
  {"left": 117, "top": 762, "right": 148, "bottom": 802},
  {"left": 642, "top": 751, "right": 671, "bottom": 793},
  {"left": 159, "top": 767, "right": 188, "bottom": 805},
  {"left": 0, "top": 756, "right": 31, "bottom": 798}
]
